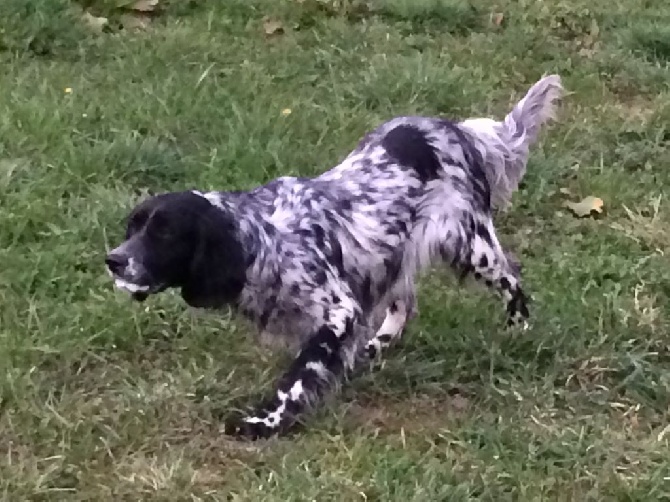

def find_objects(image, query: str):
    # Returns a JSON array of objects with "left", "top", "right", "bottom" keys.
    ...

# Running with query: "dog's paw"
[
  {"left": 510, "top": 319, "right": 531, "bottom": 332},
  {"left": 222, "top": 413, "right": 277, "bottom": 441},
  {"left": 505, "top": 289, "right": 531, "bottom": 329},
  {"left": 505, "top": 315, "right": 531, "bottom": 333}
]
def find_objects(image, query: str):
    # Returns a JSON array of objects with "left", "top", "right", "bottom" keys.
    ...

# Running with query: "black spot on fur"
[
  {"left": 337, "top": 198, "right": 352, "bottom": 212},
  {"left": 358, "top": 275, "right": 374, "bottom": 313},
  {"left": 382, "top": 125, "right": 442, "bottom": 183},
  {"left": 314, "top": 270, "right": 328, "bottom": 286},
  {"left": 312, "top": 324, "right": 341, "bottom": 351},
  {"left": 276, "top": 324, "right": 348, "bottom": 395},
  {"left": 312, "top": 224, "right": 325, "bottom": 248},
  {"left": 478, "top": 255, "right": 489, "bottom": 268},
  {"left": 377, "top": 334, "right": 393, "bottom": 344},
  {"left": 343, "top": 317, "right": 355, "bottom": 340},
  {"left": 437, "top": 120, "right": 491, "bottom": 209},
  {"left": 259, "top": 300, "right": 275, "bottom": 328},
  {"left": 475, "top": 222, "right": 493, "bottom": 245},
  {"left": 325, "top": 231, "right": 345, "bottom": 276}
]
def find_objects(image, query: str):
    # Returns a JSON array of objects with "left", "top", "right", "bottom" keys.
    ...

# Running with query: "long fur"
[
  {"left": 105, "top": 75, "right": 563, "bottom": 439},
  {"left": 460, "top": 74, "right": 563, "bottom": 208}
]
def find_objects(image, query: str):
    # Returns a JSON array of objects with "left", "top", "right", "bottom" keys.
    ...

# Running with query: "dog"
[{"left": 105, "top": 75, "right": 563, "bottom": 439}]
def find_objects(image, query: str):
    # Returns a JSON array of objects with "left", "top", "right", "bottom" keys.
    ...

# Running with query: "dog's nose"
[{"left": 105, "top": 253, "right": 128, "bottom": 275}]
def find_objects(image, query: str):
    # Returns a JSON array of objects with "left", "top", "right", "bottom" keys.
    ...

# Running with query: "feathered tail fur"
[{"left": 459, "top": 74, "right": 563, "bottom": 209}]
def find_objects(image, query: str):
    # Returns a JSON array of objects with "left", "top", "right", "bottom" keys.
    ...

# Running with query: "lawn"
[{"left": 0, "top": 0, "right": 669, "bottom": 499}]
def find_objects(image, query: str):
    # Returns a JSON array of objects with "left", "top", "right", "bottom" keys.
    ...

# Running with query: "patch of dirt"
[
  {"left": 345, "top": 393, "right": 471, "bottom": 433},
  {"left": 609, "top": 96, "right": 657, "bottom": 124}
]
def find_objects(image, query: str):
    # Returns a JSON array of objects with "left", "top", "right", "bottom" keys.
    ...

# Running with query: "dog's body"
[{"left": 106, "top": 75, "right": 563, "bottom": 439}]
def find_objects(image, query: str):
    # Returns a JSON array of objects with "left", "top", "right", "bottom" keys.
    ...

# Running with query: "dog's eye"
[
  {"left": 147, "top": 214, "right": 174, "bottom": 240},
  {"left": 126, "top": 210, "right": 150, "bottom": 238}
]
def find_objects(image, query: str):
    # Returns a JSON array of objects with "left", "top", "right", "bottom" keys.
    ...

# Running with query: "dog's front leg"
[{"left": 223, "top": 307, "right": 359, "bottom": 440}]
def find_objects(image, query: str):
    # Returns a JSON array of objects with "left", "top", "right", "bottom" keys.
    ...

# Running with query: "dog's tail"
[{"left": 459, "top": 74, "right": 563, "bottom": 209}]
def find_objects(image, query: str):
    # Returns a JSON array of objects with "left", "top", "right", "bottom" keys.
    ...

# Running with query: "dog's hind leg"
[
  {"left": 362, "top": 277, "right": 419, "bottom": 361},
  {"left": 363, "top": 299, "right": 408, "bottom": 360}
]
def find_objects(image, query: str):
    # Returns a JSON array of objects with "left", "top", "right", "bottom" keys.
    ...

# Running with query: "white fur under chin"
[{"left": 114, "top": 278, "right": 150, "bottom": 294}]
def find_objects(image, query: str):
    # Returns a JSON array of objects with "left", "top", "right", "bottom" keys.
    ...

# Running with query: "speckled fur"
[{"left": 105, "top": 75, "right": 563, "bottom": 439}]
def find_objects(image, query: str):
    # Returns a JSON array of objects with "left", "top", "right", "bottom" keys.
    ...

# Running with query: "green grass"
[{"left": 1, "top": 0, "right": 670, "bottom": 499}]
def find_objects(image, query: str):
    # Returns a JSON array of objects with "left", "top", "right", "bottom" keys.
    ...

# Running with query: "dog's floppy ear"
[{"left": 181, "top": 205, "right": 247, "bottom": 309}]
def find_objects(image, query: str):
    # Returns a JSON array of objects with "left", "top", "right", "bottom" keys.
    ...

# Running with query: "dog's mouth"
[{"left": 112, "top": 277, "right": 164, "bottom": 302}]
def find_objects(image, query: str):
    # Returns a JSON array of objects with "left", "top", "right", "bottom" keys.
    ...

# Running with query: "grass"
[{"left": 0, "top": 0, "right": 669, "bottom": 499}]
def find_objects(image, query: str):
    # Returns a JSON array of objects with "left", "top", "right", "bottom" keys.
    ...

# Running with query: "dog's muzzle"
[{"left": 105, "top": 251, "right": 155, "bottom": 301}]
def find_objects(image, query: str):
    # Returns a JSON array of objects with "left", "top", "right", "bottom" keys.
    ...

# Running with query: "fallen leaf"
[
  {"left": 82, "top": 11, "right": 109, "bottom": 32},
  {"left": 563, "top": 196, "right": 604, "bottom": 218},
  {"left": 281, "top": 108, "right": 292, "bottom": 116},
  {"left": 262, "top": 17, "right": 284, "bottom": 36},
  {"left": 64, "top": 87, "right": 73, "bottom": 94},
  {"left": 492, "top": 12, "right": 504, "bottom": 27},
  {"left": 120, "top": 13, "right": 151, "bottom": 30}
]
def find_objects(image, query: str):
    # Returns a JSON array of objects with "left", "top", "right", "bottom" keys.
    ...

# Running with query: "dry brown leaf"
[
  {"left": 262, "top": 17, "right": 284, "bottom": 36},
  {"left": 563, "top": 196, "right": 605, "bottom": 218},
  {"left": 492, "top": 12, "right": 504, "bottom": 27},
  {"left": 82, "top": 11, "right": 108, "bottom": 32}
]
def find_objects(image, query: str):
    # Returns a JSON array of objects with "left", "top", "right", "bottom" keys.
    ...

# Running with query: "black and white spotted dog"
[{"left": 105, "top": 75, "right": 562, "bottom": 439}]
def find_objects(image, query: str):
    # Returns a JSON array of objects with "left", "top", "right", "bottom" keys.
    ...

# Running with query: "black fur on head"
[{"left": 105, "top": 191, "right": 247, "bottom": 308}]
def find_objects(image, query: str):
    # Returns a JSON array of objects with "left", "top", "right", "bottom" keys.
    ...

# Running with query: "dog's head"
[{"left": 105, "top": 191, "right": 247, "bottom": 308}]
